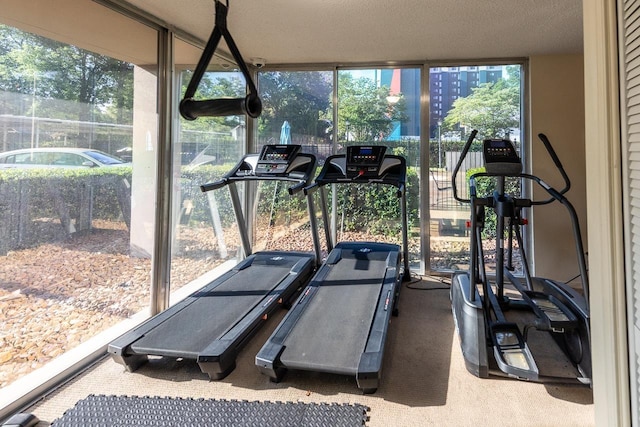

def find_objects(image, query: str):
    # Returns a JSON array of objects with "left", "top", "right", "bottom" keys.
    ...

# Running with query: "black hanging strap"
[{"left": 180, "top": 0, "right": 262, "bottom": 119}]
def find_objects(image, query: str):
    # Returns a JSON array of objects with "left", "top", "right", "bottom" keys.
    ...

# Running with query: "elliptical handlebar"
[
  {"left": 520, "top": 133, "right": 572, "bottom": 206},
  {"left": 536, "top": 132, "right": 571, "bottom": 194},
  {"left": 450, "top": 129, "right": 589, "bottom": 300},
  {"left": 451, "top": 129, "right": 478, "bottom": 203},
  {"left": 451, "top": 130, "right": 572, "bottom": 206}
]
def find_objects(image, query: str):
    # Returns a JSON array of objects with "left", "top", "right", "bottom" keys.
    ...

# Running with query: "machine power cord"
[{"left": 405, "top": 274, "right": 451, "bottom": 290}]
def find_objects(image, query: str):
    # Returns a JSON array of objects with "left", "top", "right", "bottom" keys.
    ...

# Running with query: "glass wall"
[
  {"left": 0, "top": 0, "right": 158, "bottom": 389},
  {"left": 336, "top": 68, "right": 420, "bottom": 265},
  {"left": 427, "top": 64, "right": 523, "bottom": 274},
  {"left": 0, "top": 0, "right": 526, "bottom": 400},
  {"left": 169, "top": 38, "right": 245, "bottom": 297},
  {"left": 255, "top": 70, "right": 332, "bottom": 255},
  {"left": 255, "top": 68, "right": 421, "bottom": 264}
]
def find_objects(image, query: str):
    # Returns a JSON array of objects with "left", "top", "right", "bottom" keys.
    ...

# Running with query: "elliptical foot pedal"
[
  {"left": 490, "top": 322, "right": 538, "bottom": 381},
  {"left": 526, "top": 291, "right": 579, "bottom": 332}
]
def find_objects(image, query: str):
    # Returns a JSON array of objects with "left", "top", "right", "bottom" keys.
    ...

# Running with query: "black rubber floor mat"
[{"left": 50, "top": 394, "right": 369, "bottom": 427}]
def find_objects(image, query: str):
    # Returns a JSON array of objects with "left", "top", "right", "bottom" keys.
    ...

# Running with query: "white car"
[{"left": 0, "top": 148, "right": 128, "bottom": 169}]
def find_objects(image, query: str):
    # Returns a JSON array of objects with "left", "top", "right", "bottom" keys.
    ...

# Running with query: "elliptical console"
[{"left": 483, "top": 139, "right": 522, "bottom": 175}]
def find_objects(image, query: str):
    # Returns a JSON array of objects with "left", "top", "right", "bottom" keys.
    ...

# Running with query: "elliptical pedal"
[
  {"left": 505, "top": 270, "right": 580, "bottom": 333},
  {"left": 524, "top": 291, "right": 579, "bottom": 333},
  {"left": 490, "top": 322, "right": 539, "bottom": 381}
]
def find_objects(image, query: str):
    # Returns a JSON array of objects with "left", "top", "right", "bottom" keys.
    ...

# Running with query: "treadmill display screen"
[
  {"left": 256, "top": 144, "right": 301, "bottom": 175},
  {"left": 259, "top": 144, "right": 300, "bottom": 163},
  {"left": 347, "top": 146, "right": 384, "bottom": 166},
  {"left": 345, "top": 146, "right": 386, "bottom": 178}
]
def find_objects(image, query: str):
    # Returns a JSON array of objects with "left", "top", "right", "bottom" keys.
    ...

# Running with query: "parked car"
[{"left": 0, "top": 148, "right": 128, "bottom": 169}]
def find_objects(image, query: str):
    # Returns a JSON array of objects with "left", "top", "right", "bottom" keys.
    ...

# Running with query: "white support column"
[
  {"left": 130, "top": 65, "right": 158, "bottom": 258},
  {"left": 583, "top": 0, "right": 630, "bottom": 425}
]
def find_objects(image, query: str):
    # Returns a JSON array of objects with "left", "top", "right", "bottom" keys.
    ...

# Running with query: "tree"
[
  {"left": 337, "top": 73, "right": 407, "bottom": 142},
  {"left": 443, "top": 77, "right": 520, "bottom": 140},
  {"left": 0, "top": 25, "right": 134, "bottom": 124},
  {"left": 257, "top": 71, "right": 332, "bottom": 140}
]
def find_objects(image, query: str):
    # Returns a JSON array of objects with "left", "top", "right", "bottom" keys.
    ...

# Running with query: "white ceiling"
[{"left": 125, "top": 0, "right": 583, "bottom": 65}]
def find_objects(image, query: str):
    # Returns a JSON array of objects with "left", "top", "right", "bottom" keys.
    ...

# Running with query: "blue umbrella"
[{"left": 280, "top": 121, "right": 291, "bottom": 144}]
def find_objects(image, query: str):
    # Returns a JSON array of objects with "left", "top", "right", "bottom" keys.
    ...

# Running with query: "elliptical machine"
[{"left": 450, "top": 130, "right": 591, "bottom": 385}]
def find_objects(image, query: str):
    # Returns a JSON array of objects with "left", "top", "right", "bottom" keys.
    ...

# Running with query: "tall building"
[
  {"left": 429, "top": 66, "right": 503, "bottom": 138},
  {"left": 380, "top": 68, "right": 421, "bottom": 140},
  {"left": 379, "top": 66, "right": 504, "bottom": 140}
]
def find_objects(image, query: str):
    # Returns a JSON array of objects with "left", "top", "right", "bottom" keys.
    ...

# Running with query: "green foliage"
[
  {"left": 255, "top": 180, "right": 310, "bottom": 225},
  {"left": 256, "top": 71, "right": 410, "bottom": 146},
  {"left": 179, "top": 164, "right": 235, "bottom": 225},
  {"left": 443, "top": 78, "right": 520, "bottom": 140},
  {"left": 257, "top": 71, "right": 333, "bottom": 139},
  {"left": 327, "top": 166, "right": 419, "bottom": 238},
  {"left": 0, "top": 166, "right": 132, "bottom": 225},
  {"left": 0, "top": 24, "right": 133, "bottom": 124},
  {"left": 337, "top": 73, "right": 408, "bottom": 142}
]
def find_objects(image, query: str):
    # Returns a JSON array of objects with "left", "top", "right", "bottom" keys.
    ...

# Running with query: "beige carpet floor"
[{"left": 26, "top": 277, "right": 594, "bottom": 427}]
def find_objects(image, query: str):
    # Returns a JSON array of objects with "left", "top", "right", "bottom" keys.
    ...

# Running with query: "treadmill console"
[
  {"left": 345, "top": 145, "right": 387, "bottom": 178},
  {"left": 483, "top": 139, "right": 522, "bottom": 175},
  {"left": 255, "top": 144, "right": 301, "bottom": 175}
]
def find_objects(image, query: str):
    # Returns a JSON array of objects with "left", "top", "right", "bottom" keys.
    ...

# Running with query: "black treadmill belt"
[
  {"left": 130, "top": 257, "right": 298, "bottom": 358},
  {"left": 279, "top": 253, "right": 388, "bottom": 374}
]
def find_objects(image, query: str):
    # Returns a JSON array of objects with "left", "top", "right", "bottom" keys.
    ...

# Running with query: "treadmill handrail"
[
  {"left": 201, "top": 152, "right": 317, "bottom": 194},
  {"left": 304, "top": 150, "right": 409, "bottom": 279},
  {"left": 311, "top": 153, "right": 407, "bottom": 189},
  {"left": 201, "top": 178, "right": 228, "bottom": 193}
]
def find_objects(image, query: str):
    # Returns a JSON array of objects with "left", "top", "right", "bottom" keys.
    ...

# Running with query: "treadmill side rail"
[
  {"left": 356, "top": 250, "right": 401, "bottom": 393},
  {"left": 254, "top": 260, "right": 333, "bottom": 383},
  {"left": 197, "top": 255, "right": 315, "bottom": 379}
]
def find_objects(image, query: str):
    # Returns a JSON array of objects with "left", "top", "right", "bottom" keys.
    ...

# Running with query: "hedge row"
[{"left": 0, "top": 162, "right": 420, "bottom": 254}]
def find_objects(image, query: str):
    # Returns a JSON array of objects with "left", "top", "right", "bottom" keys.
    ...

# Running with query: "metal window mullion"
[
  {"left": 331, "top": 68, "right": 339, "bottom": 245},
  {"left": 420, "top": 64, "right": 430, "bottom": 275},
  {"left": 150, "top": 28, "right": 174, "bottom": 315}
]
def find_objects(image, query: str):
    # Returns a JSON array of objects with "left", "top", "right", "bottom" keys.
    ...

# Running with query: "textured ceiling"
[{"left": 124, "top": 0, "right": 583, "bottom": 65}]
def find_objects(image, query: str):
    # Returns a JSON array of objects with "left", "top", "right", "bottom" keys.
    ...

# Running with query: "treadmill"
[
  {"left": 108, "top": 144, "right": 320, "bottom": 380},
  {"left": 255, "top": 146, "right": 410, "bottom": 394}
]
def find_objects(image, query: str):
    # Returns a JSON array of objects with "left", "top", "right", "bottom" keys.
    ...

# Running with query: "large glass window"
[
  {"left": 428, "top": 64, "right": 523, "bottom": 273},
  {"left": 336, "top": 68, "right": 420, "bottom": 266},
  {"left": 0, "top": 0, "right": 526, "bottom": 398},
  {"left": 255, "top": 68, "right": 421, "bottom": 264},
  {"left": 0, "top": 1, "right": 158, "bottom": 389},
  {"left": 169, "top": 38, "right": 245, "bottom": 295},
  {"left": 255, "top": 70, "right": 333, "bottom": 254}
]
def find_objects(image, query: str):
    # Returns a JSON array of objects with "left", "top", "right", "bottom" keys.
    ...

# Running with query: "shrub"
[{"left": 328, "top": 166, "right": 419, "bottom": 238}]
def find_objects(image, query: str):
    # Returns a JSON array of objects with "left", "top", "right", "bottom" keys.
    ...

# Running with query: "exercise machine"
[
  {"left": 108, "top": 144, "right": 319, "bottom": 380},
  {"left": 255, "top": 146, "right": 410, "bottom": 393},
  {"left": 450, "top": 131, "right": 591, "bottom": 384}
]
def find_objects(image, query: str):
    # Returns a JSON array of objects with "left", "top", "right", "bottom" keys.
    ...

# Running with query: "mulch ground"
[{"left": 0, "top": 220, "right": 221, "bottom": 388}]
